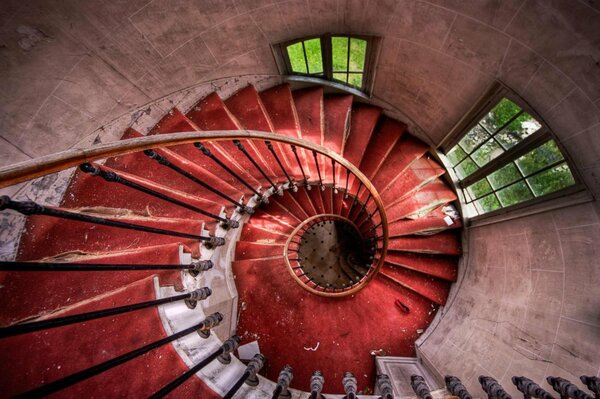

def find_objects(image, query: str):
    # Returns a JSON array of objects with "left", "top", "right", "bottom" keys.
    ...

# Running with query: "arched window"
[
  {"left": 275, "top": 34, "right": 377, "bottom": 93},
  {"left": 440, "top": 83, "right": 583, "bottom": 218}
]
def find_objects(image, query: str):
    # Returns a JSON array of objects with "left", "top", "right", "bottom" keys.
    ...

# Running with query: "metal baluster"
[
  {"left": 13, "top": 313, "right": 223, "bottom": 398},
  {"left": 480, "top": 376, "right": 512, "bottom": 399},
  {"left": 148, "top": 336, "right": 241, "bottom": 399},
  {"left": 312, "top": 150, "right": 325, "bottom": 191},
  {"left": 332, "top": 159, "right": 338, "bottom": 193},
  {"left": 547, "top": 377, "right": 594, "bottom": 399},
  {"left": 445, "top": 375, "right": 473, "bottom": 399},
  {"left": 0, "top": 288, "right": 211, "bottom": 338},
  {"left": 411, "top": 375, "right": 433, "bottom": 399},
  {"left": 144, "top": 150, "right": 254, "bottom": 214},
  {"left": 194, "top": 142, "right": 268, "bottom": 203},
  {"left": 343, "top": 372, "right": 358, "bottom": 399},
  {"left": 233, "top": 140, "right": 280, "bottom": 195},
  {"left": 512, "top": 376, "right": 556, "bottom": 399},
  {"left": 265, "top": 141, "right": 296, "bottom": 192},
  {"left": 272, "top": 365, "right": 293, "bottom": 399},
  {"left": 377, "top": 374, "right": 394, "bottom": 399},
  {"left": 0, "top": 260, "right": 212, "bottom": 274},
  {"left": 580, "top": 376, "right": 600, "bottom": 399},
  {"left": 0, "top": 196, "right": 224, "bottom": 247},
  {"left": 223, "top": 353, "right": 266, "bottom": 399},
  {"left": 80, "top": 163, "right": 238, "bottom": 229},
  {"left": 309, "top": 370, "right": 325, "bottom": 399},
  {"left": 290, "top": 144, "right": 309, "bottom": 189},
  {"left": 344, "top": 168, "right": 350, "bottom": 198}
]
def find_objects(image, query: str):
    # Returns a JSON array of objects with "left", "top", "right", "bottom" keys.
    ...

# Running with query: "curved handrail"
[{"left": 0, "top": 130, "right": 388, "bottom": 293}]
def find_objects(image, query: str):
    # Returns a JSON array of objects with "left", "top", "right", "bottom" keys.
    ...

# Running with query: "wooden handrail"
[{"left": 0, "top": 130, "right": 388, "bottom": 290}]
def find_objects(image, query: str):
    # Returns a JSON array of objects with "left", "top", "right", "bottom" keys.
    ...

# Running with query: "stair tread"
[
  {"left": 380, "top": 264, "right": 451, "bottom": 305},
  {"left": 359, "top": 118, "right": 407, "bottom": 180},
  {"left": 272, "top": 190, "right": 311, "bottom": 221},
  {"left": 293, "top": 87, "right": 324, "bottom": 146},
  {"left": 342, "top": 105, "right": 381, "bottom": 167},
  {"left": 389, "top": 209, "right": 462, "bottom": 237},
  {"left": 259, "top": 83, "right": 300, "bottom": 137},
  {"left": 371, "top": 135, "right": 430, "bottom": 192},
  {"left": 388, "top": 233, "right": 462, "bottom": 256},
  {"left": 385, "top": 252, "right": 458, "bottom": 282},
  {"left": 387, "top": 180, "right": 458, "bottom": 221},
  {"left": 381, "top": 156, "right": 446, "bottom": 206},
  {"left": 235, "top": 241, "right": 285, "bottom": 260},
  {"left": 323, "top": 94, "right": 353, "bottom": 155}
]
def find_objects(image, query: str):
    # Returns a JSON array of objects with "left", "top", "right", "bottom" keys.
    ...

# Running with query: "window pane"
[
  {"left": 349, "top": 38, "right": 366, "bottom": 71},
  {"left": 471, "top": 139, "right": 504, "bottom": 167},
  {"left": 458, "top": 125, "right": 489, "bottom": 153},
  {"left": 527, "top": 163, "right": 575, "bottom": 196},
  {"left": 455, "top": 157, "right": 478, "bottom": 179},
  {"left": 496, "top": 181, "right": 533, "bottom": 207},
  {"left": 333, "top": 72, "right": 347, "bottom": 83},
  {"left": 287, "top": 42, "right": 307, "bottom": 73},
  {"left": 474, "top": 193, "right": 502, "bottom": 214},
  {"left": 487, "top": 162, "right": 521, "bottom": 189},
  {"left": 480, "top": 98, "right": 522, "bottom": 133},
  {"left": 515, "top": 140, "right": 564, "bottom": 176},
  {"left": 304, "top": 38, "right": 323, "bottom": 74},
  {"left": 447, "top": 145, "right": 467, "bottom": 166},
  {"left": 495, "top": 112, "right": 542, "bottom": 150},
  {"left": 348, "top": 73, "right": 363, "bottom": 88},
  {"left": 332, "top": 37, "right": 348, "bottom": 71},
  {"left": 467, "top": 178, "right": 493, "bottom": 199}
]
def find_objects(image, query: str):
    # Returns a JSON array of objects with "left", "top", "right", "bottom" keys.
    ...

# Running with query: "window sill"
[
  {"left": 465, "top": 185, "right": 593, "bottom": 228},
  {"left": 283, "top": 75, "right": 370, "bottom": 99}
]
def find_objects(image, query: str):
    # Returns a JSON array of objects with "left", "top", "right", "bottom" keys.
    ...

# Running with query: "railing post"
[
  {"left": 411, "top": 375, "right": 433, "bottom": 399},
  {"left": 547, "top": 377, "right": 594, "bottom": 399},
  {"left": 377, "top": 374, "right": 394, "bottom": 399},
  {"left": 309, "top": 370, "right": 325, "bottom": 399},
  {"left": 271, "top": 365, "right": 293, "bottom": 399},
  {"left": 512, "top": 376, "right": 556, "bottom": 399},
  {"left": 480, "top": 376, "right": 512, "bottom": 399},
  {"left": 445, "top": 375, "right": 473, "bottom": 399},
  {"left": 343, "top": 371, "right": 358, "bottom": 399},
  {"left": 222, "top": 353, "right": 266, "bottom": 399}
]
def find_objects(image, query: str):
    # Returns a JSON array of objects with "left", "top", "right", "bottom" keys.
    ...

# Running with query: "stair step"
[
  {"left": 385, "top": 252, "right": 458, "bottom": 282},
  {"left": 2, "top": 244, "right": 184, "bottom": 326},
  {"left": 149, "top": 108, "right": 262, "bottom": 190},
  {"left": 235, "top": 241, "right": 285, "bottom": 261},
  {"left": 359, "top": 118, "right": 407, "bottom": 181},
  {"left": 0, "top": 275, "right": 213, "bottom": 397},
  {"left": 293, "top": 87, "right": 324, "bottom": 146},
  {"left": 381, "top": 156, "right": 446, "bottom": 206},
  {"left": 323, "top": 94, "right": 353, "bottom": 155},
  {"left": 389, "top": 209, "right": 462, "bottom": 237},
  {"left": 17, "top": 209, "right": 206, "bottom": 261},
  {"left": 292, "top": 186, "right": 319, "bottom": 217},
  {"left": 342, "top": 105, "right": 381, "bottom": 168},
  {"left": 371, "top": 136, "right": 430, "bottom": 192},
  {"left": 259, "top": 83, "right": 301, "bottom": 138},
  {"left": 241, "top": 223, "right": 289, "bottom": 243},
  {"left": 388, "top": 233, "right": 462, "bottom": 256},
  {"left": 248, "top": 208, "right": 296, "bottom": 235},
  {"left": 307, "top": 184, "right": 326, "bottom": 214},
  {"left": 380, "top": 264, "right": 451, "bottom": 305},
  {"left": 387, "top": 180, "right": 458, "bottom": 221},
  {"left": 272, "top": 190, "right": 311, "bottom": 221}
]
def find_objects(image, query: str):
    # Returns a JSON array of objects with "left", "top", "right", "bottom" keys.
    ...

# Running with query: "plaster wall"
[{"left": 1, "top": 0, "right": 599, "bottom": 392}]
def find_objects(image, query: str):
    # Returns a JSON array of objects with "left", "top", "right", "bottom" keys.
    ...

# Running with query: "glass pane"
[
  {"left": 455, "top": 157, "right": 478, "bottom": 179},
  {"left": 496, "top": 181, "right": 533, "bottom": 207},
  {"left": 458, "top": 125, "right": 489, "bottom": 153},
  {"left": 480, "top": 98, "right": 522, "bottom": 133},
  {"left": 333, "top": 72, "right": 347, "bottom": 83},
  {"left": 471, "top": 139, "right": 504, "bottom": 167},
  {"left": 515, "top": 140, "right": 564, "bottom": 176},
  {"left": 349, "top": 38, "right": 366, "bottom": 71},
  {"left": 446, "top": 145, "right": 467, "bottom": 166},
  {"left": 488, "top": 162, "right": 521, "bottom": 189},
  {"left": 287, "top": 42, "right": 307, "bottom": 73},
  {"left": 467, "top": 178, "right": 493, "bottom": 199},
  {"left": 474, "top": 193, "right": 502, "bottom": 214},
  {"left": 332, "top": 36, "right": 348, "bottom": 71},
  {"left": 527, "top": 163, "right": 575, "bottom": 196},
  {"left": 348, "top": 73, "right": 363, "bottom": 88},
  {"left": 304, "top": 38, "right": 323, "bottom": 74},
  {"left": 495, "top": 112, "right": 542, "bottom": 150}
]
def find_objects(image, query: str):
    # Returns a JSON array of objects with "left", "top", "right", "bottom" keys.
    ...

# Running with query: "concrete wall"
[{"left": 1, "top": 0, "right": 599, "bottom": 392}]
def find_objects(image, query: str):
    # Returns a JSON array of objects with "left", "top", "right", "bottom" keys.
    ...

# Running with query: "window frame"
[
  {"left": 439, "top": 82, "right": 586, "bottom": 222},
  {"left": 274, "top": 34, "right": 379, "bottom": 94}
]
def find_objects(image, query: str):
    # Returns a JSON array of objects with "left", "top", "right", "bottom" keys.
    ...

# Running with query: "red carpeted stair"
[{"left": 1, "top": 82, "right": 462, "bottom": 397}]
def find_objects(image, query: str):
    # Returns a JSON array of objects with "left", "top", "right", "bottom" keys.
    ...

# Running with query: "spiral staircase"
[{"left": 0, "top": 83, "right": 465, "bottom": 398}]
